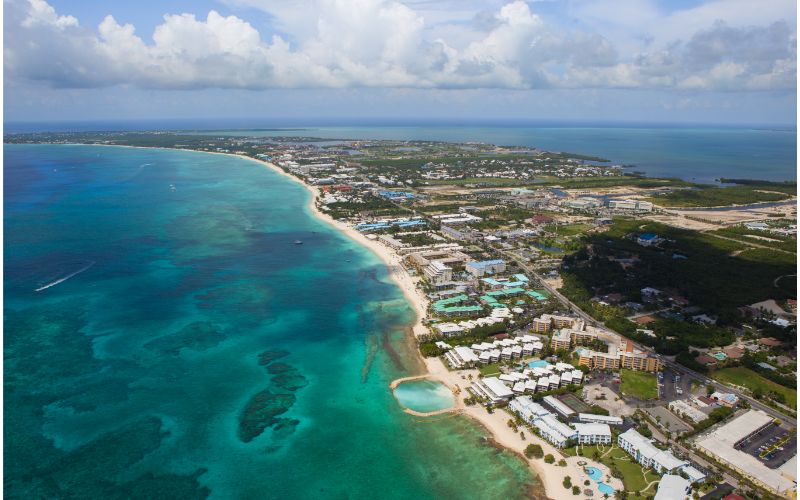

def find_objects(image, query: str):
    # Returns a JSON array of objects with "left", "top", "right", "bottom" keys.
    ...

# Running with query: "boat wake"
[{"left": 34, "top": 261, "right": 95, "bottom": 292}]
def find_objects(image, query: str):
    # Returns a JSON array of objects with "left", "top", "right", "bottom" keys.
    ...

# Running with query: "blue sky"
[{"left": 4, "top": 0, "right": 797, "bottom": 125}]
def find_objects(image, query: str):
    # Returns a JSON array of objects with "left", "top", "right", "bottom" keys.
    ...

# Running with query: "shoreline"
[{"left": 46, "top": 143, "right": 595, "bottom": 499}]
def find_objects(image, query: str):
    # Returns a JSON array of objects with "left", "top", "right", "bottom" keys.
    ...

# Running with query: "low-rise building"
[
  {"left": 471, "top": 377, "right": 514, "bottom": 403},
  {"left": 578, "top": 413, "right": 623, "bottom": 426},
  {"left": 465, "top": 259, "right": 506, "bottom": 277},
  {"left": 572, "top": 423, "right": 612, "bottom": 444},
  {"left": 618, "top": 428, "right": 687, "bottom": 474},
  {"left": 654, "top": 474, "right": 691, "bottom": 500}
]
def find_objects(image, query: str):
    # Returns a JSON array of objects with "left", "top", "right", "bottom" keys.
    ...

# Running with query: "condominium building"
[
  {"left": 618, "top": 429, "right": 686, "bottom": 474},
  {"left": 572, "top": 423, "right": 612, "bottom": 445},
  {"left": 620, "top": 351, "right": 663, "bottom": 372},
  {"left": 465, "top": 259, "right": 506, "bottom": 277},
  {"left": 550, "top": 329, "right": 572, "bottom": 351}
]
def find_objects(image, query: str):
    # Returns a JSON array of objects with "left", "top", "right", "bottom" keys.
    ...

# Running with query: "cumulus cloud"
[{"left": 3, "top": 0, "right": 796, "bottom": 91}]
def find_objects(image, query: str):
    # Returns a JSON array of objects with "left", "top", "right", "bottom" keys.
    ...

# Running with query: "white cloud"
[{"left": 4, "top": 0, "right": 796, "bottom": 91}]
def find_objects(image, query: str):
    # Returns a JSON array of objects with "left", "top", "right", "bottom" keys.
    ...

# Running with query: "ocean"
[{"left": 4, "top": 144, "right": 538, "bottom": 499}]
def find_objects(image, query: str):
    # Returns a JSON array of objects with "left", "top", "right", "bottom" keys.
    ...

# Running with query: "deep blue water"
[{"left": 4, "top": 144, "right": 537, "bottom": 499}]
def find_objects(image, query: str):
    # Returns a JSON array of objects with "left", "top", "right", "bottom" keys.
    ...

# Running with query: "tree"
[
  {"left": 706, "top": 384, "right": 715, "bottom": 396},
  {"left": 563, "top": 476, "right": 572, "bottom": 489},
  {"left": 558, "top": 459, "right": 567, "bottom": 467},
  {"left": 525, "top": 444, "right": 544, "bottom": 459},
  {"left": 572, "top": 486, "right": 581, "bottom": 495},
  {"left": 544, "top": 454, "right": 555, "bottom": 464}
]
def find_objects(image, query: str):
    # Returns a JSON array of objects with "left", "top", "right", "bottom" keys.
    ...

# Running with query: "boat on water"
[
  {"left": 294, "top": 240, "right": 303, "bottom": 245},
  {"left": 169, "top": 184, "right": 177, "bottom": 192}
]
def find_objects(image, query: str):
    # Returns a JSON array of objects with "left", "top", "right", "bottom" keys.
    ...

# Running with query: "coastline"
[{"left": 50, "top": 143, "right": 593, "bottom": 499}]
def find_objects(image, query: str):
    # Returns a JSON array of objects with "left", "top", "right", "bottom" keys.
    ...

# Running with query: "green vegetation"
[
  {"left": 544, "top": 223, "right": 592, "bottom": 237},
  {"left": 524, "top": 443, "right": 544, "bottom": 459},
  {"left": 714, "top": 367, "right": 796, "bottom": 408},
  {"left": 561, "top": 219, "right": 797, "bottom": 324},
  {"left": 619, "top": 369, "right": 658, "bottom": 400},
  {"left": 647, "top": 185, "right": 793, "bottom": 207},
  {"left": 544, "top": 454, "right": 555, "bottom": 464},
  {"left": 479, "top": 363, "right": 502, "bottom": 377}
]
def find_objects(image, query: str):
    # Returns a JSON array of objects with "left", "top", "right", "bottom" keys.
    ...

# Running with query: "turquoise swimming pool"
[{"left": 585, "top": 467, "right": 616, "bottom": 494}]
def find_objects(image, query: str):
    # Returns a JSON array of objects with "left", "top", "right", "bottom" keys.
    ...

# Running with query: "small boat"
[
  {"left": 169, "top": 184, "right": 177, "bottom": 192},
  {"left": 294, "top": 240, "right": 303, "bottom": 245}
]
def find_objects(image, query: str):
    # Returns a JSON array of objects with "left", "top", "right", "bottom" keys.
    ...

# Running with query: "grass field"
[
  {"left": 563, "top": 444, "right": 660, "bottom": 498},
  {"left": 713, "top": 367, "right": 797, "bottom": 409},
  {"left": 645, "top": 185, "right": 793, "bottom": 207},
  {"left": 479, "top": 363, "right": 502, "bottom": 377},
  {"left": 620, "top": 369, "right": 658, "bottom": 400}
]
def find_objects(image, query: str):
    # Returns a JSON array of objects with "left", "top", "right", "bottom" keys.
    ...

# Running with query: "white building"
[
  {"left": 578, "top": 413, "right": 623, "bottom": 426},
  {"left": 543, "top": 395, "right": 576, "bottom": 417},
  {"left": 572, "top": 423, "right": 612, "bottom": 444},
  {"left": 425, "top": 260, "right": 453, "bottom": 285},
  {"left": 533, "top": 414, "right": 577, "bottom": 448},
  {"left": 465, "top": 259, "right": 506, "bottom": 277},
  {"left": 654, "top": 474, "right": 691, "bottom": 500},
  {"left": 444, "top": 346, "right": 479, "bottom": 369},
  {"left": 471, "top": 376, "right": 514, "bottom": 403},
  {"left": 434, "top": 322, "right": 465, "bottom": 338},
  {"left": 618, "top": 428, "right": 686, "bottom": 474},
  {"left": 668, "top": 400, "right": 708, "bottom": 424}
]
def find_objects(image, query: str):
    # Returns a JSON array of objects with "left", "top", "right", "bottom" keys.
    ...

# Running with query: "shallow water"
[
  {"left": 4, "top": 144, "right": 539, "bottom": 499},
  {"left": 393, "top": 380, "right": 456, "bottom": 413}
]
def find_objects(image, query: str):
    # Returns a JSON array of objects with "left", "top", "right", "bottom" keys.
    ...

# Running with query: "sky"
[{"left": 3, "top": 0, "right": 797, "bottom": 126}]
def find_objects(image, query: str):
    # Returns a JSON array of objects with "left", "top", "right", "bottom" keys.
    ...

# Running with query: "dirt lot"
[{"left": 582, "top": 383, "right": 635, "bottom": 417}]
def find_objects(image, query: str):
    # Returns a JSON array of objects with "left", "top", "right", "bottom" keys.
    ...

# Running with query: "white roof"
[
  {"left": 680, "top": 465, "right": 706, "bottom": 484},
  {"left": 704, "top": 409, "right": 772, "bottom": 444},
  {"left": 619, "top": 429, "right": 686, "bottom": 470},
  {"left": 453, "top": 346, "right": 479, "bottom": 362},
  {"left": 654, "top": 475, "right": 690, "bottom": 500},
  {"left": 572, "top": 423, "right": 611, "bottom": 438},
  {"left": 543, "top": 395, "right": 575, "bottom": 416},
  {"left": 482, "top": 377, "right": 514, "bottom": 398},
  {"left": 578, "top": 413, "right": 623, "bottom": 425},
  {"left": 542, "top": 414, "right": 577, "bottom": 439},
  {"left": 513, "top": 381, "right": 526, "bottom": 392}
]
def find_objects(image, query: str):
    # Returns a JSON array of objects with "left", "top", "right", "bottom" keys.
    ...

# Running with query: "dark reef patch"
[
  {"left": 257, "top": 349, "right": 289, "bottom": 366},
  {"left": 238, "top": 390, "right": 296, "bottom": 443},
  {"left": 143, "top": 321, "right": 227, "bottom": 355}
]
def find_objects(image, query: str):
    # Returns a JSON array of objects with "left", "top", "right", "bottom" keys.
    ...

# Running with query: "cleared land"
[
  {"left": 713, "top": 367, "right": 797, "bottom": 409},
  {"left": 620, "top": 369, "right": 658, "bottom": 400}
]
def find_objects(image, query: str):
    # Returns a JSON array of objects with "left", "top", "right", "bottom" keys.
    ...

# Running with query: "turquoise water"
[
  {"left": 586, "top": 467, "right": 615, "bottom": 494},
  {"left": 196, "top": 125, "right": 796, "bottom": 183},
  {"left": 4, "top": 144, "right": 539, "bottom": 498},
  {"left": 586, "top": 467, "right": 602, "bottom": 481},
  {"left": 393, "top": 380, "right": 455, "bottom": 413}
]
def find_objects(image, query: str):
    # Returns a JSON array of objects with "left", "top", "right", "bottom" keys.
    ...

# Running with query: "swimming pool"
[{"left": 585, "top": 466, "right": 616, "bottom": 494}]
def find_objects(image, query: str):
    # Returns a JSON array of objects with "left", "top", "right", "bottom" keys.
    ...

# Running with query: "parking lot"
[
  {"left": 735, "top": 422, "right": 797, "bottom": 469},
  {"left": 645, "top": 405, "right": 693, "bottom": 435},
  {"left": 657, "top": 367, "right": 693, "bottom": 402}
]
